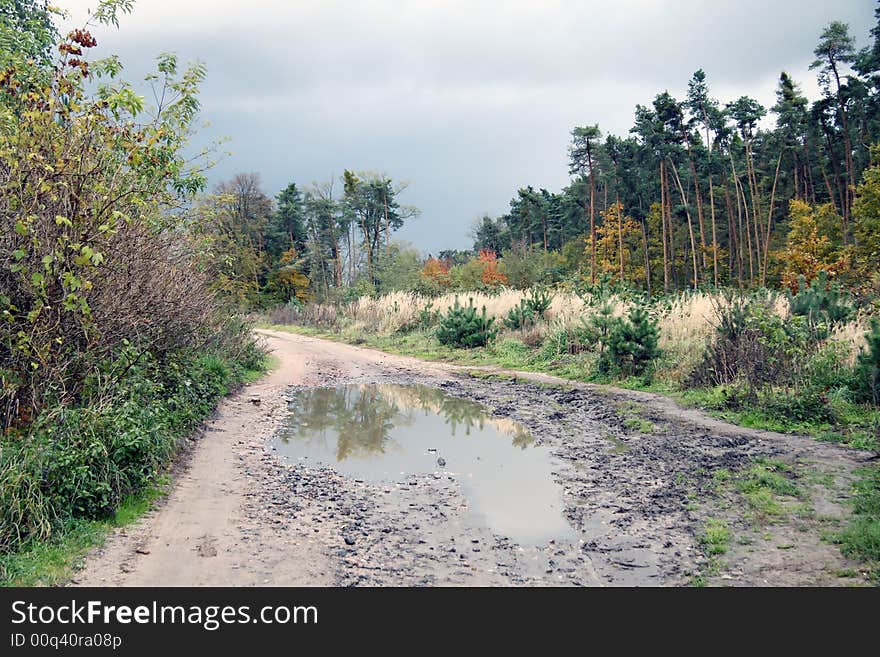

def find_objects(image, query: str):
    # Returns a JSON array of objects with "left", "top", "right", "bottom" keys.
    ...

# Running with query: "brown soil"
[{"left": 70, "top": 329, "right": 875, "bottom": 587}]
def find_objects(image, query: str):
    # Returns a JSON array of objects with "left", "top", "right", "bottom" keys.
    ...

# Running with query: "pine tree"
[{"left": 436, "top": 299, "right": 497, "bottom": 348}]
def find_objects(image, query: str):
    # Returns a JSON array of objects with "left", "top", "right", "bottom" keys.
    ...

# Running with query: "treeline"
[
  {"left": 192, "top": 171, "right": 418, "bottom": 306},
  {"left": 473, "top": 12, "right": 880, "bottom": 295}
]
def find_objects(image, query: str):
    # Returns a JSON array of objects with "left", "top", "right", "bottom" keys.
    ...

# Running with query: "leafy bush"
[
  {"left": 0, "top": 348, "right": 254, "bottom": 553},
  {"left": 759, "top": 388, "right": 838, "bottom": 425},
  {"left": 436, "top": 298, "right": 497, "bottom": 348}
]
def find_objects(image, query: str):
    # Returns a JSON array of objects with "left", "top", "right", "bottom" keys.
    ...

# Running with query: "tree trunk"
[
  {"left": 831, "top": 61, "right": 855, "bottom": 235},
  {"left": 761, "top": 153, "right": 783, "bottom": 286},
  {"left": 589, "top": 151, "right": 597, "bottom": 285},
  {"left": 660, "top": 160, "right": 670, "bottom": 292},
  {"left": 641, "top": 215, "right": 652, "bottom": 296},
  {"left": 669, "top": 158, "right": 700, "bottom": 289}
]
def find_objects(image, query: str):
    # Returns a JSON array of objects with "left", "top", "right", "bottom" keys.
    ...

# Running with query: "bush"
[
  {"left": 599, "top": 307, "right": 660, "bottom": 377},
  {"left": 788, "top": 271, "right": 854, "bottom": 337},
  {"left": 524, "top": 286, "right": 554, "bottom": 316},
  {"left": 853, "top": 318, "right": 880, "bottom": 406},
  {"left": 436, "top": 298, "right": 497, "bottom": 348},
  {"left": 0, "top": 348, "right": 252, "bottom": 553},
  {"left": 689, "top": 294, "right": 808, "bottom": 390},
  {"left": 503, "top": 300, "right": 536, "bottom": 330},
  {"left": 759, "top": 388, "right": 838, "bottom": 425}
]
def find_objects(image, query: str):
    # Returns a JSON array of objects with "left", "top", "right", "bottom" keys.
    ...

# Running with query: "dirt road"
[{"left": 72, "top": 330, "right": 875, "bottom": 586}]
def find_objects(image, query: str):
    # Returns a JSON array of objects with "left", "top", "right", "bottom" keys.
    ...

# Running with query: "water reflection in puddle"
[{"left": 274, "top": 384, "right": 575, "bottom": 545}]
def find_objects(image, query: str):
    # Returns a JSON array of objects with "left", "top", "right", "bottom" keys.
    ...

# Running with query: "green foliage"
[
  {"left": 853, "top": 146, "right": 880, "bottom": 284},
  {"left": 599, "top": 306, "right": 660, "bottom": 377},
  {"left": 581, "top": 301, "right": 617, "bottom": 349},
  {"left": 835, "top": 466, "right": 880, "bottom": 570},
  {"left": 436, "top": 299, "right": 497, "bottom": 348},
  {"left": 735, "top": 458, "right": 800, "bottom": 520},
  {"left": 0, "top": 346, "right": 260, "bottom": 554},
  {"left": 690, "top": 294, "right": 811, "bottom": 390},
  {"left": 524, "top": 286, "right": 554, "bottom": 316},
  {"left": 699, "top": 519, "right": 731, "bottom": 555},
  {"left": 853, "top": 318, "right": 880, "bottom": 406},
  {"left": 503, "top": 300, "right": 536, "bottom": 330},
  {"left": 374, "top": 244, "right": 423, "bottom": 294},
  {"left": 0, "top": 0, "right": 60, "bottom": 68},
  {"left": 787, "top": 271, "right": 854, "bottom": 335},
  {"left": 498, "top": 244, "right": 566, "bottom": 289}
]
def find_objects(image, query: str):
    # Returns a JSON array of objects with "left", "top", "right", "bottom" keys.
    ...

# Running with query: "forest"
[
  {"left": 190, "top": 15, "right": 880, "bottom": 308},
  {"left": 1, "top": 0, "right": 880, "bottom": 584}
]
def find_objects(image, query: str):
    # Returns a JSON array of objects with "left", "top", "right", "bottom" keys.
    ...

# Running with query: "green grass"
[
  {"left": 0, "top": 479, "right": 168, "bottom": 587},
  {"left": 700, "top": 519, "right": 732, "bottom": 555},
  {"left": 242, "top": 353, "right": 279, "bottom": 383},
  {"left": 834, "top": 465, "right": 880, "bottom": 578},
  {"left": 1, "top": 346, "right": 271, "bottom": 587},
  {"left": 732, "top": 458, "right": 801, "bottom": 521},
  {"left": 622, "top": 417, "right": 655, "bottom": 434},
  {"left": 678, "top": 387, "right": 880, "bottom": 451}
]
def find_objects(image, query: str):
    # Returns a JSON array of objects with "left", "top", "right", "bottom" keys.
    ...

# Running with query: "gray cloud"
[{"left": 63, "top": 0, "right": 875, "bottom": 251}]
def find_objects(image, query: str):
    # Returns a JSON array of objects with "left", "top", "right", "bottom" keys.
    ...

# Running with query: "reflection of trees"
[{"left": 281, "top": 384, "right": 535, "bottom": 460}]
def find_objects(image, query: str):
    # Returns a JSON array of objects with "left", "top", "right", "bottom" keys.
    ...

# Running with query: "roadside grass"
[
  {"left": 732, "top": 458, "right": 802, "bottom": 521},
  {"left": 0, "top": 480, "right": 168, "bottom": 587},
  {"left": 677, "top": 388, "right": 880, "bottom": 452},
  {"left": 241, "top": 353, "right": 279, "bottom": 383},
  {"left": 0, "top": 350, "right": 272, "bottom": 588},
  {"left": 833, "top": 465, "right": 880, "bottom": 579}
]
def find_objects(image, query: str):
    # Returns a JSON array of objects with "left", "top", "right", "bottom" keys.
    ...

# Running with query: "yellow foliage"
[
  {"left": 594, "top": 202, "right": 644, "bottom": 282},
  {"left": 781, "top": 200, "right": 847, "bottom": 290}
]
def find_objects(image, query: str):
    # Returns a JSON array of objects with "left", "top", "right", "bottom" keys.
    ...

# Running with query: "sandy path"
[
  {"left": 73, "top": 330, "right": 428, "bottom": 586},
  {"left": 71, "top": 330, "right": 873, "bottom": 587}
]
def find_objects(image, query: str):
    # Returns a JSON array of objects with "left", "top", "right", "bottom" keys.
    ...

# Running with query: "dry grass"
[
  {"left": 654, "top": 292, "right": 721, "bottom": 380},
  {"left": 829, "top": 311, "right": 870, "bottom": 368},
  {"left": 268, "top": 286, "right": 868, "bottom": 382}
]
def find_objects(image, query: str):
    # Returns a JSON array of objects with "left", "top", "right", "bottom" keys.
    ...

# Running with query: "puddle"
[{"left": 274, "top": 383, "right": 576, "bottom": 545}]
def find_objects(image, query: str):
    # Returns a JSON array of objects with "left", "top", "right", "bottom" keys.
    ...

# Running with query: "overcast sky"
[{"left": 61, "top": 0, "right": 875, "bottom": 252}]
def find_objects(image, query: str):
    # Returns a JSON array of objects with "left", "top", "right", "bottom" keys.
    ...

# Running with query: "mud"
[{"left": 72, "top": 330, "right": 876, "bottom": 587}]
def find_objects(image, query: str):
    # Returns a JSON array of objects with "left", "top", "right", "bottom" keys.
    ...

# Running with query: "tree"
[
  {"left": 811, "top": 21, "right": 857, "bottom": 230},
  {"left": 853, "top": 145, "right": 880, "bottom": 286},
  {"left": 687, "top": 69, "right": 722, "bottom": 286},
  {"left": 267, "top": 182, "right": 307, "bottom": 259},
  {"left": 569, "top": 125, "right": 601, "bottom": 283},
  {"left": 342, "top": 170, "right": 415, "bottom": 286},
  {"left": 781, "top": 200, "right": 845, "bottom": 290}
]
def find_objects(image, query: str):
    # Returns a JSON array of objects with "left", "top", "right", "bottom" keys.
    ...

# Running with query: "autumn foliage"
[
  {"left": 420, "top": 256, "right": 451, "bottom": 288},
  {"left": 477, "top": 249, "right": 507, "bottom": 287}
]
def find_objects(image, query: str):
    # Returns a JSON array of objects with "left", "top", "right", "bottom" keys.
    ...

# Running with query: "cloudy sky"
[{"left": 61, "top": 0, "right": 874, "bottom": 252}]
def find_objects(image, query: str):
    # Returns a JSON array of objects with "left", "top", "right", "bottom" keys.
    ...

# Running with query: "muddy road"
[{"left": 72, "top": 330, "right": 875, "bottom": 587}]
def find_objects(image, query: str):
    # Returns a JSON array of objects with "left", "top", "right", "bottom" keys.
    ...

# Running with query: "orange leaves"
[
  {"left": 477, "top": 249, "right": 507, "bottom": 287},
  {"left": 420, "top": 257, "right": 451, "bottom": 287}
]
